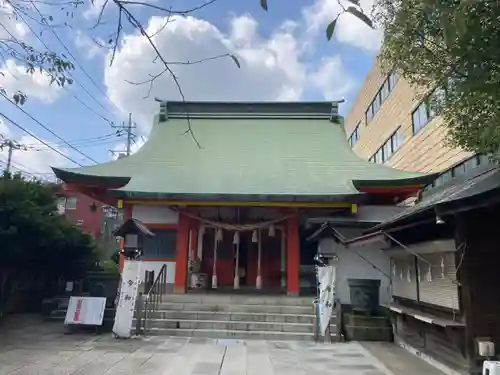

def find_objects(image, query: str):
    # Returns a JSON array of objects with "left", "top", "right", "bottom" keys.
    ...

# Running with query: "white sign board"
[
  {"left": 64, "top": 296, "right": 107, "bottom": 326},
  {"left": 112, "top": 259, "right": 142, "bottom": 338}
]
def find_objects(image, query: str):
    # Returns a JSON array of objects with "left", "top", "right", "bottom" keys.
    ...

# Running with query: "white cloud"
[
  {"left": 83, "top": 0, "right": 108, "bottom": 20},
  {"left": 74, "top": 30, "right": 103, "bottom": 59},
  {"left": 0, "top": 119, "right": 10, "bottom": 137},
  {"left": 310, "top": 56, "right": 355, "bottom": 99},
  {"left": 0, "top": 1, "right": 27, "bottom": 40},
  {"left": 109, "top": 136, "right": 146, "bottom": 159},
  {"left": 0, "top": 121, "right": 70, "bottom": 178},
  {"left": 104, "top": 14, "right": 356, "bottom": 131},
  {"left": 0, "top": 60, "right": 62, "bottom": 103},
  {"left": 302, "top": 0, "right": 382, "bottom": 51}
]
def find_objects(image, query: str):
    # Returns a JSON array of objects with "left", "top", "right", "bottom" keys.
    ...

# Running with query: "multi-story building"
[
  {"left": 55, "top": 187, "right": 122, "bottom": 259},
  {"left": 56, "top": 190, "right": 104, "bottom": 237},
  {"left": 344, "top": 58, "right": 484, "bottom": 182}
]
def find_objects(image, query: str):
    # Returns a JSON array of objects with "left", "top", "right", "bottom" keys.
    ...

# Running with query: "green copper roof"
[{"left": 52, "top": 101, "right": 434, "bottom": 201}]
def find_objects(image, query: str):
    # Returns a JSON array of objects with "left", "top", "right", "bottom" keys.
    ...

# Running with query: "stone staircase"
[{"left": 140, "top": 294, "right": 333, "bottom": 341}]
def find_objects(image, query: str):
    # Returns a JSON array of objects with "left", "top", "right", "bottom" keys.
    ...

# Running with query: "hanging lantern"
[
  {"left": 268, "top": 224, "right": 275, "bottom": 237},
  {"left": 252, "top": 230, "right": 258, "bottom": 243},
  {"left": 399, "top": 267, "right": 404, "bottom": 280},
  {"left": 392, "top": 263, "right": 396, "bottom": 277},
  {"left": 216, "top": 228, "right": 223, "bottom": 242},
  {"left": 199, "top": 225, "right": 206, "bottom": 237},
  {"left": 233, "top": 231, "right": 240, "bottom": 245},
  {"left": 407, "top": 268, "right": 411, "bottom": 283}
]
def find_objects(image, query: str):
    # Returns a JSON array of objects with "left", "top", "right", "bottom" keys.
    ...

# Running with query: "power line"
[
  {"left": 2, "top": 93, "right": 99, "bottom": 163},
  {"left": 30, "top": 1, "right": 120, "bottom": 113},
  {"left": 0, "top": 112, "right": 82, "bottom": 166},
  {"left": 0, "top": 137, "right": 28, "bottom": 172},
  {"left": 13, "top": 9, "right": 115, "bottom": 125},
  {"left": 110, "top": 113, "right": 137, "bottom": 157},
  {"left": 23, "top": 132, "right": 122, "bottom": 147}
]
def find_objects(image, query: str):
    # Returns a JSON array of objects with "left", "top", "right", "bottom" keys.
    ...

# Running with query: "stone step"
[
  {"left": 157, "top": 302, "right": 313, "bottom": 315},
  {"left": 344, "top": 325, "right": 393, "bottom": 342},
  {"left": 147, "top": 327, "right": 320, "bottom": 341},
  {"left": 145, "top": 318, "right": 314, "bottom": 333},
  {"left": 344, "top": 313, "right": 391, "bottom": 328},
  {"left": 147, "top": 310, "right": 317, "bottom": 324},
  {"left": 162, "top": 294, "right": 314, "bottom": 306}
]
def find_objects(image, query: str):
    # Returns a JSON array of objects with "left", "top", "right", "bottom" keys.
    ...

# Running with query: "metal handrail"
[{"left": 135, "top": 264, "right": 167, "bottom": 335}]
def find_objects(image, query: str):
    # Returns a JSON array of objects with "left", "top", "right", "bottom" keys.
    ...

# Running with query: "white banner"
[
  {"left": 317, "top": 265, "right": 336, "bottom": 336},
  {"left": 112, "top": 259, "right": 142, "bottom": 338},
  {"left": 65, "top": 296, "right": 106, "bottom": 326}
]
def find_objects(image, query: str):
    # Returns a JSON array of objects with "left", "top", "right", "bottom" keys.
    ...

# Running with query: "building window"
[
  {"left": 365, "top": 105, "right": 374, "bottom": 123},
  {"left": 65, "top": 197, "right": 78, "bottom": 210},
  {"left": 349, "top": 122, "right": 360, "bottom": 146},
  {"left": 58, "top": 196, "right": 77, "bottom": 210},
  {"left": 365, "top": 71, "right": 399, "bottom": 124},
  {"left": 370, "top": 127, "right": 403, "bottom": 164},
  {"left": 412, "top": 89, "right": 444, "bottom": 135},
  {"left": 391, "top": 127, "right": 403, "bottom": 151},
  {"left": 388, "top": 71, "right": 399, "bottom": 90},
  {"left": 142, "top": 229, "right": 177, "bottom": 259}
]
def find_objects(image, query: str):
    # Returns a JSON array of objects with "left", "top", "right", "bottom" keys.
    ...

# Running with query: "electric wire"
[
  {"left": 14, "top": 9, "right": 115, "bottom": 124},
  {"left": 30, "top": 1, "right": 122, "bottom": 114},
  {"left": 0, "top": 112, "right": 82, "bottom": 166},
  {"left": 2, "top": 93, "right": 99, "bottom": 163}
]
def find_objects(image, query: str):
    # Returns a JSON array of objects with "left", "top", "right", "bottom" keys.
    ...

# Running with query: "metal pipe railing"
[{"left": 135, "top": 264, "right": 167, "bottom": 335}]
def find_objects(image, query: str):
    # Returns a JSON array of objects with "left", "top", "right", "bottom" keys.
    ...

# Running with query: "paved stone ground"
[{"left": 0, "top": 315, "right": 443, "bottom": 375}]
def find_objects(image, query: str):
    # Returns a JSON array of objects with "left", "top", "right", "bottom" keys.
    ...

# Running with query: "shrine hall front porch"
[{"left": 120, "top": 205, "right": 318, "bottom": 296}]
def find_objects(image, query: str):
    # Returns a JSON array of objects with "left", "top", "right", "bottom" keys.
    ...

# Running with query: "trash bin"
[{"left": 347, "top": 278, "right": 380, "bottom": 315}]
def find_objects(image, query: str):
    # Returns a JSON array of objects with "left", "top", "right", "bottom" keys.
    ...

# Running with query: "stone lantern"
[{"left": 113, "top": 218, "right": 155, "bottom": 260}]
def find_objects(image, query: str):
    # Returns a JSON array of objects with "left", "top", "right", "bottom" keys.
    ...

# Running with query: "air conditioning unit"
[{"left": 483, "top": 361, "right": 500, "bottom": 375}]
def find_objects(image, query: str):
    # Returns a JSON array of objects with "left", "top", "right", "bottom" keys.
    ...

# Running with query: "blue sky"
[{"left": 0, "top": 0, "right": 380, "bottom": 178}]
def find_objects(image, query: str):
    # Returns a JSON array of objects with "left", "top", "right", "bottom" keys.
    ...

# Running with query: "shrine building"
[{"left": 52, "top": 101, "right": 433, "bottom": 297}]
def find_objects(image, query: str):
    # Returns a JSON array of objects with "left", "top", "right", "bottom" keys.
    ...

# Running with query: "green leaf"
[
  {"left": 260, "top": 0, "right": 268, "bottom": 11},
  {"left": 346, "top": 6, "right": 374, "bottom": 29},
  {"left": 440, "top": 15, "right": 454, "bottom": 47},
  {"left": 326, "top": 18, "right": 337, "bottom": 41},
  {"left": 460, "top": 0, "right": 480, "bottom": 7},
  {"left": 454, "top": 8, "right": 467, "bottom": 37},
  {"left": 230, "top": 54, "right": 241, "bottom": 68}
]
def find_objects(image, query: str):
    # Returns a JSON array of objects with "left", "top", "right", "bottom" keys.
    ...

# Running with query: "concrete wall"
[
  {"left": 318, "top": 228, "right": 392, "bottom": 305},
  {"left": 344, "top": 57, "right": 471, "bottom": 173}
]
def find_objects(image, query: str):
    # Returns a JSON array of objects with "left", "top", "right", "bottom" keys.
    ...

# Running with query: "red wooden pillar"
[
  {"left": 174, "top": 213, "right": 190, "bottom": 294},
  {"left": 190, "top": 221, "right": 199, "bottom": 261},
  {"left": 119, "top": 203, "right": 133, "bottom": 274},
  {"left": 286, "top": 214, "right": 300, "bottom": 296}
]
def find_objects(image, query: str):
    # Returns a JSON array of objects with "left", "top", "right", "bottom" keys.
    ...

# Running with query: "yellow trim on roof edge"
[{"left": 126, "top": 199, "right": 354, "bottom": 209}]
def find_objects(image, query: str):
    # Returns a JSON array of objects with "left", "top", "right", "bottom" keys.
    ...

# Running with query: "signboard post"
[{"left": 112, "top": 259, "right": 142, "bottom": 339}]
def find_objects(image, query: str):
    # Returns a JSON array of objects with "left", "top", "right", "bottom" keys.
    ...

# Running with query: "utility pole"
[
  {"left": 0, "top": 138, "right": 27, "bottom": 173},
  {"left": 126, "top": 113, "right": 132, "bottom": 156},
  {"left": 110, "top": 113, "right": 136, "bottom": 158}
]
